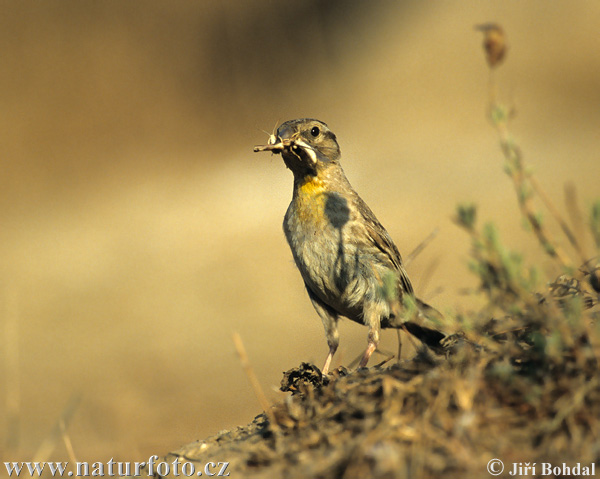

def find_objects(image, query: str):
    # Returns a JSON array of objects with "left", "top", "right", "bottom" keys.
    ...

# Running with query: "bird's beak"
[{"left": 254, "top": 135, "right": 318, "bottom": 167}]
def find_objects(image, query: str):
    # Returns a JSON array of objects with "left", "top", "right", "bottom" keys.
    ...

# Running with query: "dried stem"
[
  {"left": 488, "top": 80, "right": 572, "bottom": 269},
  {"left": 562, "top": 182, "right": 591, "bottom": 267},
  {"left": 60, "top": 419, "right": 78, "bottom": 466},
  {"left": 232, "top": 332, "right": 279, "bottom": 433},
  {"left": 405, "top": 228, "right": 439, "bottom": 266},
  {"left": 33, "top": 395, "right": 81, "bottom": 463},
  {"left": 4, "top": 286, "right": 20, "bottom": 453}
]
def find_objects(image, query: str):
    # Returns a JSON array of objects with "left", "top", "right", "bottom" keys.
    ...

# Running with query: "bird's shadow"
[{"left": 324, "top": 193, "right": 360, "bottom": 294}]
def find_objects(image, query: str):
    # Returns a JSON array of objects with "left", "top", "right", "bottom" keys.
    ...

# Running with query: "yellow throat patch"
[{"left": 295, "top": 176, "right": 327, "bottom": 224}]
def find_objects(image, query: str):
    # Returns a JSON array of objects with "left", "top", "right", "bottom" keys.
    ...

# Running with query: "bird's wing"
[{"left": 353, "top": 195, "right": 414, "bottom": 296}]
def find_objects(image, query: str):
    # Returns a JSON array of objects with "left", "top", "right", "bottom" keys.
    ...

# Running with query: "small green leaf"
[{"left": 456, "top": 203, "right": 477, "bottom": 230}]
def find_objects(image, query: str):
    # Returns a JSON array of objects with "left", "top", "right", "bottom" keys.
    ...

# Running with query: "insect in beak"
[{"left": 254, "top": 136, "right": 292, "bottom": 153}]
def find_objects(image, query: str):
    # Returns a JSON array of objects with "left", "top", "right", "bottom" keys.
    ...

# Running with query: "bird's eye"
[{"left": 310, "top": 126, "right": 320, "bottom": 137}]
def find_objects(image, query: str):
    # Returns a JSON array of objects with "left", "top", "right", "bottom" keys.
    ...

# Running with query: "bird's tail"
[
  {"left": 401, "top": 321, "right": 446, "bottom": 354},
  {"left": 416, "top": 298, "right": 444, "bottom": 321},
  {"left": 398, "top": 298, "right": 446, "bottom": 354}
]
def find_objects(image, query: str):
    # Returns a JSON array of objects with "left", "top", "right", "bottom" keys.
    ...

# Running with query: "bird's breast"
[{"left": 283, "top": 180, "right": 371, "bottom": 319}]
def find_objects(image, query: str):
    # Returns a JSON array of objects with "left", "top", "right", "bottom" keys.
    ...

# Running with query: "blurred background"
[{"left": 1, "top": 0, "right": 599, "bottom": 463}]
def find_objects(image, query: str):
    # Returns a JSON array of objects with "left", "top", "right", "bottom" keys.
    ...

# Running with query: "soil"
[
  {"left": 157, "top": 360, "right": 443, "bottom": 479},
  {"left": 135, "top": 327, "right": 600, "bottom": 479}
]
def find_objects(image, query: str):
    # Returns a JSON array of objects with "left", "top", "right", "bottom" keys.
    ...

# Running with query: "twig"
[
  {"left": 487, "top": 64, "right": 572, "bottom": 268},
  {"left": 232, "top": 332, "right": 279, "bottom": 433},
  {"left": 33, "top": 394, "right": 81, "bottom": 463},
  {"left": 4, "top": 286, "right": 20, "bottom": 453},
  {"left": 562, "top": 182, "right": 590, "bottom": 267},
  {"left": 60, "top": 419, "right": 78, "bottom": 466},
  {"left": 405, "top": 228, "right": 439, "bottom": 266},
  {"left": 373, "top": 355, "right": 395, "bottom": 369}
]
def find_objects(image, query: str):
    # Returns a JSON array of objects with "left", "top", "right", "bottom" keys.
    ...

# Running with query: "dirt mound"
[{"left": 152, "top": 325, "right": 599, "bottom": 479}]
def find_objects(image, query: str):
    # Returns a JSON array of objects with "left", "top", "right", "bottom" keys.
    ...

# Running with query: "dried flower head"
[{"left": 475, "top": 23, "right": 507, "bottom": 68}]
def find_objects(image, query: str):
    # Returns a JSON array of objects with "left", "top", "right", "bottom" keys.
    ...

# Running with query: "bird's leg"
[
  {"left": 359, "top": 310, "right": 381, "bottom": 368},
  {"left": 321, "top": 320, "right": 339, "bottom": 375},
  {"left": 322, "top": 342, "right": 337, "bottom": 376},
  {"left": 307, "top": 287, "right": 339, "bottom": 376}
]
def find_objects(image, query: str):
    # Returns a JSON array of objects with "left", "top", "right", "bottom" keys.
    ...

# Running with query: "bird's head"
[{"left": 254, "top": 118, "right": 341, "bottom": 176}]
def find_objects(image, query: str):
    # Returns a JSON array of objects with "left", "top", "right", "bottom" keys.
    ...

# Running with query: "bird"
[{"left": 254, "top": 118, "right": 445, "bottom": 374}]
